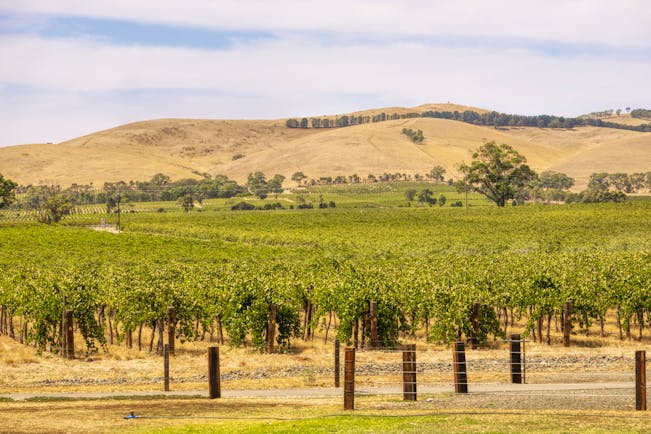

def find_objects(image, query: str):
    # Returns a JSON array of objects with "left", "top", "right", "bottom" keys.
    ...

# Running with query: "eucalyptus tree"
[{"left": 459, "top": 142, "right": 537, "bottom": 207}]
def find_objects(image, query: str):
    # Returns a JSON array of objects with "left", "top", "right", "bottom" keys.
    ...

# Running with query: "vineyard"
[{"left": 1, "top": 186, "right": 650, "bottom": 358}]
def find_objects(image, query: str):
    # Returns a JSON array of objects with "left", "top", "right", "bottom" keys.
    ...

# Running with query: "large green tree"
[
  {"left": 428, "top": 165, "right": 447, "bottom": 183},
  {"left": 459, "top": 142, "right": 537, "bottom": 207},
  {"left": 31, "top": 184, "right": 74, "bottom": 224},
  {"left": 539, "top": 171, "right": 575, "bottom": 190},
  {"left": 291, "top": 171, "right": 307, "bottom": 186},
  {"left": 247, "top": 172, "right": 269, "bottom": 199},
  {"left": 0, "top": 173, "right": 17, "bottom": 209},
  {"left": 268, "top": 174, "right": 285, "bottom": 195}
]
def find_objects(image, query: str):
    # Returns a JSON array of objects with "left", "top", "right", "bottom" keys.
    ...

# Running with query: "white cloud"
[
  {"left": 2, "top": 0, "right": 650, "bottom": 48},
  {"left": 0, "top": 1, "right": 649, "bottom": 146},
  {"left": 2, "top": 33, "right": 648, "bottom": 103}
]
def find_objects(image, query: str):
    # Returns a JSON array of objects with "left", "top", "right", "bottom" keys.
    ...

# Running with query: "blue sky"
[{"left": 1, "top": 0, "right": 650, "bottom": 147}]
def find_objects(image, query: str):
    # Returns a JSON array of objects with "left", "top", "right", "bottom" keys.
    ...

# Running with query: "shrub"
[{"left": 231, "top": 201, "right": 257, "bottom": 211}]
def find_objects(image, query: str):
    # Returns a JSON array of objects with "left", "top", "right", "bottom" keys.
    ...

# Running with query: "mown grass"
[{"left": 1, "top": 396, "right": 650, "bottom": 433}]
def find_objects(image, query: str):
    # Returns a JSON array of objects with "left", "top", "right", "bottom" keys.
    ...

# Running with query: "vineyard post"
[
  {"left": 636, "top": 350, "right": 646, "bottom": 411},
  {"left": 125, "top": 330, "right": 132, "bottom": 349},
  {"left": 116, "top": 194, "right": 121, "bottom": 232},
  {"left": 60, "top": 296, "right": 66, "bottom": 358},
  {"left": 510, "top": 334, "right": 522, "bottom": 384},
  {"left": 369, "top": 300, "right": 379, "bottom": 349},
  {"left": 208, "top": 346, "right": 221, "bottom": 399},
  {"left": 267, "top": 303, "right": 276, "bottom": 354},
  {"left": 402, "top": 344, "right": 417, "bottom": 401},
  {"left": 453, "top": 341, "right": 468, "bottom": 393},
  {"left": 164, "top": 344, "right": 170, "bottom": 392},
  {"left": 470, "top": 302, "right": 480, "bottom": 349},
  {"left": 344, "top": 347, "right": 355, "bottom": 410},
  {"left": 167, "top": 306, "right": 175, "bottom": 356},
  {"left": 303, "top": 289, "right": 313, "bottom": 341},
  {"left": 353, "top": 318, "right": 359, "bottom": 350},
  {"left": 334, "top": 339, "right": 340, "bottom": 388},
  {"left": 65, "top": 309, "right": 74, "bottom": 360},
  {"left": 563, "top": 301, "right": 572, "bottom": 347}
]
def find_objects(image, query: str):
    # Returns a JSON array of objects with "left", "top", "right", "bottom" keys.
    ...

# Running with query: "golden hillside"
[{"left": 0, "top": 103, "right": 649, "bottom": 189}]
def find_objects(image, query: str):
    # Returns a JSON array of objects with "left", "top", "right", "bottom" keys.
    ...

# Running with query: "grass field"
[{"left": 2, "top": 396, "right": 651, "bottom": 433}]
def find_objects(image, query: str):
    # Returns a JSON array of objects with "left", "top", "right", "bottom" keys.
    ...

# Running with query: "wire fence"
[{"left": 335, "top": 339, "right": 645, "bottom": 411}]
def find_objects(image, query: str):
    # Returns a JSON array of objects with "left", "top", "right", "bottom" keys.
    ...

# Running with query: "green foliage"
[
  {"left": 25, "top": 184, "right": 74, "bottom": 224},
  {"left": 539, "top": 171, "right": 574, "bottom": 190},
  {"left": 533, "top": 171, "right": 575, "bottom": 203},
  {"left": 268, "top": 174, "right": 285, "bottom": 195},
  {"left": 288, "top": 108, "right": 651, "bottom": 133},
  {"left": 417, "top": 189, "right": 436, "bottom": 205},
  {"left": 428, "top": 166, "right": 446, "bottom": 182},
  {"left": 459, "top": 142, "right": 537, "bottom": 207},
  {"left": 630, "top": 108, "right": 651, "bottom": 119},
  {"left": 231, "top": 201, "right": 256, "bottom": 211},
  {"left": 177, "top": 194, "right": 194, "bottom": 212},
  {"left": 247, "top": 172, "right": 269, "bottom": 199},
  {"left": 404, "top": 189, "right": 417, "bottom": 202},
  {"left": 565, "top": 189, "right": 627, "bottom": 204},
  {"left": 1, "top": 191, "right": 650, "bottom": 354},
  {"left": 402, "top": 128, "right": 424, "bottom": 143},
  {"left": 588, "top": 172, "right": 610, "bottom": 192},
  {"left": 291, "top": 171, "right": 307, "bottom": 185},
  {"left": 150, "top": 173, "right": 171, "bottom": 186},
  {"left": 0, "top": 173, "right": 17, "bottom": 209}
]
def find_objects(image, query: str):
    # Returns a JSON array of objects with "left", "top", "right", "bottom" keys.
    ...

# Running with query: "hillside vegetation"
[{"left": 0, "top": 103, "right": 650, "bottom": 189}]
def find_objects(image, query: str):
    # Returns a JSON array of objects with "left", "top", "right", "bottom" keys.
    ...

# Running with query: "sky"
[{"left": 0, "top": 0, "right": 650, "bottom": 147}]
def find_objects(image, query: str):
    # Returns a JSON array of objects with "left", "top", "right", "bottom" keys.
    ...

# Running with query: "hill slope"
[{"left": 0, "top": 104, "right": 649, "bottom": 189}]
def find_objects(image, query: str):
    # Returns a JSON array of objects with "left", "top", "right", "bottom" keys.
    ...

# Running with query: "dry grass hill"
[{"left": 0, "top": 103, "right": 649, "bottom": 190}]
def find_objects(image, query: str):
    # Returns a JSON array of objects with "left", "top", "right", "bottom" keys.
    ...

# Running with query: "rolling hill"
[{"left": 0, "top": 103, "right": 649, "bottom": 190}]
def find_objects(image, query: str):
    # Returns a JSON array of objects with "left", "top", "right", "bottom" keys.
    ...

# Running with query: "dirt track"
[{"left": 1, "top": 382, "right": 638, "bottom": 411}]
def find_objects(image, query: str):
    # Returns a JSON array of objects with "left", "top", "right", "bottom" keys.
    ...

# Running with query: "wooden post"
[
  {"left": 125, "top": 330, "right": 133, "bottom": 349},
  {"left": 353, "top": 318, "right": 359, "bottom": 350},
  {"left": 510, "top": 334, "right": 522, "bottom": 384},
  {"left": 402, "top": 344, "right": 417, "bottom": 401},
  {"left": 343, "top": 347, "right": 355, "bottom": 410},
  {"left": 163, "top": 344, "right": 170, "bottom": 391},
  {"left": 636, "top": 350, "right": 646, "bottom": 411},
  {"left": 369, "top": 301, "right": 379, "bottom": 349},
  {"left": 267, "top": 303, "right": 276, "bottom": 354},
  {"left": 334, "top": 339, "right": 340, "bottom": 388},
  {"left": 65, "top": 310, "right": 74, "bottom": 360},
  {"left": 452, "top": 341, "right": 468, "bottom": 393},
  {"left": 61, "top": 296, "right": 67, "bottom": 358},
  {"left": 208, "top": 346, "right": 221, "bottom": 399},
  {"left": 167, "top": 306, "right": 175, "bottom": 356},
  {"left": 303, "top": 298, "right": 313, "bottom": 341},
  {"left": 563, "top": 301, "right": 572, "bottom": 347},
  {"left": 470, "top": 302, "right": 480, "bottom": 349}
]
